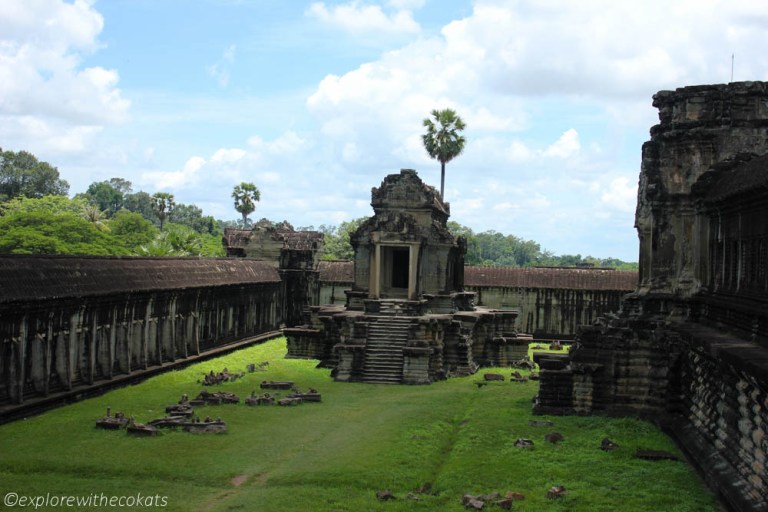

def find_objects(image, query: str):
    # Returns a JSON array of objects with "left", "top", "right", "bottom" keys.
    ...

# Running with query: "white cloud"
[
  {"left": 248, "top": 130, "right": 307, "bottom": 155},
  {"left": 207, "top": 44, "right": 236, "bottom": 87},
  {"left": 307, "top": 1, "right": 420, "bottom": 35},
  {"left": 543, "top": 129, "right": 581, "bottom": 158},
  {"left": 141, "top": 155, "right": 206, "bottom": 190},
  {"left": 211, "top": 148, "right": 246, "bottom": 163},
  {"left": 387, "top": 0, "right": 425, "bottom": 9},
  {"left": 600, "top": 176, "right": 638, "bottom": 213},
  {"left": 0, "top": 0, "right": 128, "bottom": 155},
  {"left": 507, "top": 140, "right": 533, "bottom": 162}
]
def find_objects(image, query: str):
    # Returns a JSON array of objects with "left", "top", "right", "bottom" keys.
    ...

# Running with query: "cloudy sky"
[{"left": 2, "top": 0, "right": 767, "bottom": 261}]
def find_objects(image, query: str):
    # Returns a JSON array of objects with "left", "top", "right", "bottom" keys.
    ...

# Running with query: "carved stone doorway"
[{"left": 381, "top": 245, "right": 409, "bottom": 298}]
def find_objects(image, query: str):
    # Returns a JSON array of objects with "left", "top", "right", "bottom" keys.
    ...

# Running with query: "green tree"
[
  {"left": 81, "top": 204, "right": 110, "bottom": 232},
  {"left": 108, "top": 210, "right": 158, "bottom": 252},
  {"left": 80, "top": 179, "right": 130, "bottom": 217},
  {"left": 137, "top": 223, "right": 222, "bottom": 257},
  {"left": 0, "top": 148, "right": 69, "bottom": 201},
  {"left": 0, "top": 210, "right": 127, "bottom": 255},
  {"left": 124, "top": 191, "right": 158, "bottom": 224},
  {"left": 232, "top": 182, "right": 260, "bottom": 226},
  {"left": 151, "top": 192, "right": 175, "bottom": 231},
  {"left": 173, "top": 203, "right": 218, "bottom": 234},
  {"left": 0, "top": 195, "right": 87, "bottom": 216},
  {"left": 321, "top": 217, "right": 368, "bottom": 260},
  {"left": 421, "top": 109, "right": 466, "bottom": 199}
]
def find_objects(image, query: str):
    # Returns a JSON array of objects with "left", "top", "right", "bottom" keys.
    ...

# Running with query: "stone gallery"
[{"left": 535, "top": 82, "right": 768, "bottom": 512}]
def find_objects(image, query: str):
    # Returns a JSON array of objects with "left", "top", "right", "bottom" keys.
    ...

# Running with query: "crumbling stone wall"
[{"left": 535, "top": 82, "right": 768, "bottom": 512}]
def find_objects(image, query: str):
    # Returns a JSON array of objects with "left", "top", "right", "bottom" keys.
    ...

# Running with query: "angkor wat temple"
[
  {"left": 535, "top": 82, "right": 768, "bottom": 512},
  {"left": 0, "top": 81, "right": 765, "bottom": 511},
  {"left": 284, "top": 169, "right": 528, "bottom": 383}
]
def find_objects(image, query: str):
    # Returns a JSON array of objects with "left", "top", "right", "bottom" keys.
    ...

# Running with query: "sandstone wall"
[
  {"left": 535, "top": 82, "right": 768, "bottom": 512},
  {"left": 0, "top": 257, "right": 284, "bottom": 418},
  {"left": 470, "top": 286, "right": 626, "bottom": 339},
  {"left": 316, "top": 262, "right": 636, "bottom": 339}
]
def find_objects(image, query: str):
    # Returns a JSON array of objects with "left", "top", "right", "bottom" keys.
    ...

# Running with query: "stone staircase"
[{"left": 361, "top": 316, "right": 411, "bottom": 383}]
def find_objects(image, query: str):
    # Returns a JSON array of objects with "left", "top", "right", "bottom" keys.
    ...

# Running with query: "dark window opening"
[{"left": 391, "top": 248, "right": 409, "bottom": 288}]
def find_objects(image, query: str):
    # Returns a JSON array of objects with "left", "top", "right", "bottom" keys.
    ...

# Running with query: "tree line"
[
  {"left": 0, "top": 148, "right": 263, "bottom": 257},
  {"left": 0, "top": 147, "right": 637, "bottom": 269},
  {"left": 309, "top": 218, "right": 637, "bottom": 270}
]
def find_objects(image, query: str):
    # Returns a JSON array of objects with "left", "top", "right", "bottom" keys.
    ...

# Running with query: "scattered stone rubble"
[
  {"left": 461, "top": 491, "right": 526, "bottom": 510},
  {"left": 95, "top": 407, "right": 128, "bottom": 430},
  {"left": 202, "top": 368, "right": 245, "bottom": 386},
  {"left": 190, "top": 390, "right": 240, "bottom": 405},
  {"left": 95, "top": 363, "right": 321, "bottom": 437},
  {"left": 246, "top": 361, "right": 270, "bottom": 373},
  {"left": 260, "top": 380, "right": 295, "bottom": 390},
  {"left": 546, "top": 485, "right": 566, "bottom": 499},
  {"left": 544, "top": 431, "right": 564, "bottom": 444}
]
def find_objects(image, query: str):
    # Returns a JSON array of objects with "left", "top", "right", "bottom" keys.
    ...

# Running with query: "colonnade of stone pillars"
[{"left": 0, "top": 284, "right": 281, "bottom": 406}]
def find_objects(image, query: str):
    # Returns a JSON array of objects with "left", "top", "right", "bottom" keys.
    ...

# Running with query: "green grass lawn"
[{"left": 0, "top": 338, "right": 718, "bottom": 512}]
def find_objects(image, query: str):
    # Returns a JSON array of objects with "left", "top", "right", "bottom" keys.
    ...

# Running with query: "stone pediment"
[{"left": 370, "top": 169, "right": 449, "bottom": 216}]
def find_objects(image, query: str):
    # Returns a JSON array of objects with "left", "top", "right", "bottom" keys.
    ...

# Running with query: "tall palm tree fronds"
[
  {"left": 422, "top": 108, "right": 467, "bottom": 200},
  {"left": 232, "top": 182, "right": 260, "bottom": 227},
  {"left": 150, "top": 192, "right": 175, "bottom": 231}
]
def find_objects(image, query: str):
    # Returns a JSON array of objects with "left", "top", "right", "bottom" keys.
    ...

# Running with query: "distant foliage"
[
  {"left": 0, "top": 148, "right": 69, "bottom": 201},
  {"left": 0, "top": 194, "right": 88, "bottom": 216},
  {"left": 232, "top": 182, "right": 260, "bottom": 226},
  {"left": 0, "top": 210, "right": 128, "bottom": 255},
  {"left": 311, "top": 218, "right": 637, "bottom": 269},
  {"left": 447, "top": 221, "right": 638, "bottom": 270},
  {"left": 151, "top": 192, "right": 175, "bottom": 231},
  {"left": 313, "top": 217, "right": 368, "bottom": 260},
  {"left": 109, "top": 210, "right": 158, "bottom": 251},
  {"left": 0, "top": 149, "right": 637, "bottom": 267},
  {"left": 138, "top": 223, "right": 224, "bottom": 257}
]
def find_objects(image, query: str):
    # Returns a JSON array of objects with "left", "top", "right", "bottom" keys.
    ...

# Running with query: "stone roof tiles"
[
  {"left": 464, "top": 266, "right": 637, "bottom": 291},
  {"left": 318, "top": 260, "right": 355, "bottom": 283},
  {"left": 317, "top": 260, "right": 638, "bottom": 291},
  {"left": 0, "top": 256, "right": 281, "bottom": 303}
]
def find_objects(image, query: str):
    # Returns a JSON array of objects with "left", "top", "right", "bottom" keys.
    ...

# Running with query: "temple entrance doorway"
[{"left": 381, "top": 246, "right": 410, "bottom": 298}]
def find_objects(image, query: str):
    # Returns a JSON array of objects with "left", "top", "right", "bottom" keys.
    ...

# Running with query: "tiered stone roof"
[
  {"left": 464, "top": 266, "right": 637, "bottom": 290},
  {"left": 0, "top": 256, "right": 280, "bottom": 303},
  {"left": 318, "top": 260, "right": 355, "bottom": 283},
  {"left": 317, "top": 260, "right": 638, "bottom": 291}
]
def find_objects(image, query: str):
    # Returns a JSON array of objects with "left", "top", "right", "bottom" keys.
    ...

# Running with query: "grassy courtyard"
[{"left": 0, "top": 338, "right": 718, "bottom": 512}]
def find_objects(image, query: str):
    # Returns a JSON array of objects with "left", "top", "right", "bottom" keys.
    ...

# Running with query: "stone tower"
[
  {"left": 285, "top": 169, "right": 527, "bottom": 384},
  {"left": 535, "top": 82, "right": 768, "bottom": 512}
]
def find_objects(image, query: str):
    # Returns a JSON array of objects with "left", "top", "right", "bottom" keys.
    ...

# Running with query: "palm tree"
[
  {"left": 150, "top": 192, "right": 175, "bottom": 231},
  {"left": 232, "top": 182, "right": 260, "bottom": 227},
  {"left": 81, "top": 204, "right": 110, "bottom": 232},
  {"left": 422, "top": 108, "right": 467, "bottom": 200}
]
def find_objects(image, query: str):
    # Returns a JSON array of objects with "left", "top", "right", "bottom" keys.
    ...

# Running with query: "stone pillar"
[
  {"left": 371, "top": 243, "right": 381, "bottom": 298},
  {"left": 408, "top": 243, "right": 419, "bottom": 300}
]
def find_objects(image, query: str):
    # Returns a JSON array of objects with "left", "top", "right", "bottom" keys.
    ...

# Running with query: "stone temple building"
[
  {"left": 285, "top": 169, "right": 529, "bottom": 383},
  {"left": 534, "top": 82, "right": 768, "bottom": 512}
]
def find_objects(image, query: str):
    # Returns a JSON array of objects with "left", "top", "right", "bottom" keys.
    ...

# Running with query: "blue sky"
[{"left": 2, "top": 0, "right": 768, "bottom": 261}]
